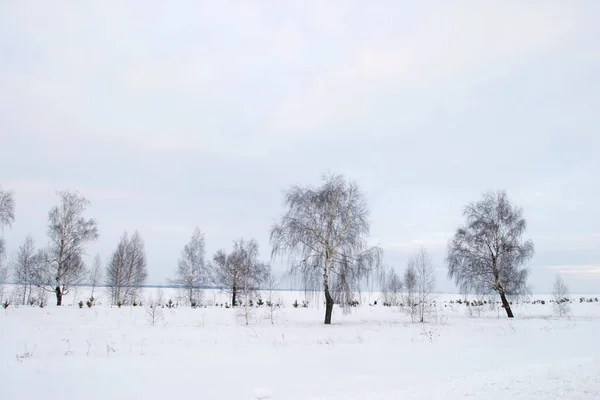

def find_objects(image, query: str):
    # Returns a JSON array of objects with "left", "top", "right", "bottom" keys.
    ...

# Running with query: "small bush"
[
  {"left": 132, "top": 302, "right": 138, "bottom": 307},
  {"left": 86, "top": 297, "right": 94, "bottom": 308},
  {"left": 293, "top": 300, "right": 299, "bottom": 308},
  {"left": 3, "top": 300, "right": 9, "bottom": 309},
  {"left": 78, "top": 301, "right": 84, "bottom": 309},
  {"left": 166, "top": 299, "right": 174, "bottom": 308},
  {"left": 256, "top": 298, "right": 264, "bottom": 307}
]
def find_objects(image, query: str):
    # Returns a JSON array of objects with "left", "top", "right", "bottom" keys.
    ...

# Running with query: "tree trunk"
[
  {"left": 324, "top": 287, "right": 334, "bottom": 325},
  {"left": 499, "top": 291, "right": 514, "bottom": 318},
  {"left": 55, "top": 286, "right": 63, "bottom": 306},
  {"left": 232, "top": 287, "right": 236, "bottom": 307}
]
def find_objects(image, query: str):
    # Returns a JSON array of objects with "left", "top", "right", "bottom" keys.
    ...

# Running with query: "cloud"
[
  {"left": 377, "top": 239, "right": 448, "bottom": 252},
  {"left": 549, "top": 265, "right": 600, "bottom": 275},
  {"left": 2, "top": 179, "right": 136, "bottom": 203},
  {"left": 268, "top": 1, "right": 585, "bottom": 138}
]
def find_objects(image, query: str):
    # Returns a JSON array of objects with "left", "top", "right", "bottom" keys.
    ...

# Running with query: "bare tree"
[
  {"left": 37, "top": 190, "right": 98, "bottom": 305},
  {"left": 210, "top": 239, "right": 270, "bottom": 307},
  {"left": 447, "top": 190, "right": 534, "bottom": 318},
  {"left": 0, "top": 260, "right": 8, "bottom": 304},
  {"left": 552, "top": 274, "right": 570, "bottom": 317},
  {"left": 145, "top": 288, "right": 164, "bottom": 326},
  {"left": 211, "top": 249, "right": 237, "bottom": 306},
  {"left": 263, "top": 273, "right": 283, "bottom": 325},
  {"left": 411, "top": 247, "right": 436, "bottom": 323},
  {"left": 212, "top": 238, "right": 269, "bottom": 311},
  {"left": 270, "top": 173, "right": 382, "bottom": 324},
  {"left": 171, "top": 227, "right": 208, "bottom": 307},
  {"left": 0, "top": 187, "right": 15, "bottom": 302},
  {"left": 106, "top": 232, "right": 128, "bottom": 305},
  {"left": 11, "top": 235, "right": 39, "bottom": 305},
  {"left": 237, "top": 239, "right": 270, "bottom": 325},
  {"left": 106, "top": 231, "right": 147, "bottom": 305},
  {"left": 89, "top": 253, "right": 103, "bottom": 300},
  {"left": 381, "top": 267, "right": 403, "bottom": 306},
  {"left": 403, "top": 262, "right": 417, "bottom": 322},
  {"left": 124, "top": 231, "right": 147, "bottom": 305}
]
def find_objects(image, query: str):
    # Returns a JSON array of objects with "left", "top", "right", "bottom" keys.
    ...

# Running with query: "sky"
[{"left": 1, "top": 1, "right": 599, "bottom": 294}]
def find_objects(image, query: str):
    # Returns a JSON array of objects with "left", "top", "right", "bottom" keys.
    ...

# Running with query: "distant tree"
[
  {"left": 11, "top": 235, "right": 39, "bottom": 305},
  {"left": 552, "top": 274, "right": 570, "bottom": 317},
  {"left": 236, "top": 239, "right": 270, "bottom": 325},
  {"left": 145, "top": 287, "right": 164, "bottom": 326},
  {"left": 412, "top": 247, "right": 436, "bottom": 323},
  {"left": 403, "top": 262, "right": 417, "bottom": 322},
  {"left": 270, "top": 173, "right": 382, "bottom": 324},
  {"left": 212, "top": 238, "right": 269, "bottom": 310},
  {"left": 171, "top": 227, "right": 208, "bottom": 307},
  {"left": 263, "top": 273, "right": 283, "bottom": 325},
  {"left": 0, "top": 187, "right": 15, "bottom": 301},
  {"left": 0, "top": 187, "right": 15, "bottom": 253},
  {"left": 0, "top": 263, "right": 8, "bottom": 304},
  {"left": 89, "top": 253, "right": 103, "bottom": 299},
  {"left": 36, "top": 190, "right": 98, "bottom": 306},
  {"left": 380, "top": 267, "right": 403, "bottom": 306},
  {"left": 106, "top": 231, "right": 147, "bottom": 305},
  {"left": 124, "top": 231, "right": 147, "bottom": 304},
  {"left": 447, "top": 190, "right": 534, "bottom": 318},
  {"left": 106, "top": 232, "right": 128, "bottom": 305}
]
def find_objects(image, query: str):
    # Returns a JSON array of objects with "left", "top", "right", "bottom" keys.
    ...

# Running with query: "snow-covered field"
[{"left": 1, "top": 286, "right": 599, "bottom": 399}]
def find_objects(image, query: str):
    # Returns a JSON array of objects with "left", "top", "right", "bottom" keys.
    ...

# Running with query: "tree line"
[{"left": 1, "top": 173, "right": 538, "bottom": 323}]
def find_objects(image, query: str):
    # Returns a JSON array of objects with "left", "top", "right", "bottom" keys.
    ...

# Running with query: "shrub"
[
  {"left": 293, "top": 300, "right": 299, "bottom": 308},
  {"left": 256, "top": 298, "right": 264, "bottom": 307},
  {"left": 2, "top": 300, "right": 9, "bottom": 309},
  {"left": 86, "top": 297, "right": 94, "bottom": 308},
  {"left": 78, "top": 301, "right": 84, "bottom": 309}
]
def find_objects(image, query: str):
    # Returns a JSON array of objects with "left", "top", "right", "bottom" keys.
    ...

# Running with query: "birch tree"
[
  {"left": 403, "top": 263, "right": 417, "bottom": 322},
  {"left": 447, "top": 190, "right": 534, "bottom": 318},
  {"left": 270, "top": 173, "right": 382, "bottom": 324},
  {"left": 171, "top": 227, "right": 208, "bottom": 307},
  {"left": 552, "top": 274, "right": 570, "bottom": 317},
  {"left": 39, "top": 190, "right": 98, "bottom": 306},
  {"left": 381, "top": 267, "right": 403, "bottom": 306},
  {"left": 412, "top": 247, "right": 436, "bottom": 323},
  {"left": 11, "top": 235, "right": 39, "bottom": 305},
  {"left": 0, "top": 187, "right": 15, "bottom": 302},
  {"left": 106, "top": 231, "right": 147, "bottom": 305},
  {"left": 89, "top": 253, "right": 103, "bottom": 299},
  {"left": 212, "top": 238, "right": 269, "bottom": 309}
]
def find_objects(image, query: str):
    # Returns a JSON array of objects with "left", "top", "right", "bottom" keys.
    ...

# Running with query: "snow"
[{"left": 1, "top": 287, "right": 599, "bottom": 399}]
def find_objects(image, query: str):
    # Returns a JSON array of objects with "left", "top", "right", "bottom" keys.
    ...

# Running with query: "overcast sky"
[{"left": 1, "top": 1, "right": 599, "bottom": 294}]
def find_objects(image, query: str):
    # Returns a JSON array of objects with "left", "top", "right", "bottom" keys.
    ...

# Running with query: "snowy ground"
[{"left": 1, "top": 286, "right": 599, "bottom": 399}]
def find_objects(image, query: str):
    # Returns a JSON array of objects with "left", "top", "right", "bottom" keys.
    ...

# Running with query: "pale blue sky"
[{"left": 1, "top": 1, "right": 599, "bottom": 293}]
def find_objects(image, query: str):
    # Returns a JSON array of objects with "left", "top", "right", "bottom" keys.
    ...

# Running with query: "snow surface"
[{"left": 1, "top": 286, "right": 599, "bottom": 399}]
